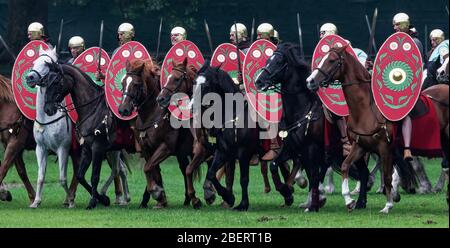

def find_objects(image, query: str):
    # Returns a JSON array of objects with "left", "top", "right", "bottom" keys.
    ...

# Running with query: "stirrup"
[{"left": 403, "top": 147, "right": 413, "bottom": 162}]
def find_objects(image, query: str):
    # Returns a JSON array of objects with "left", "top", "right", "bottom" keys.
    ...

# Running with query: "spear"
[
  {"left": 0, "top": 34, "right": 16, "bottom": 61},
  {"left": 155, "top": 17, "right": 163, "bottom": 62},
  {"left": 366, "top": 8, "right": 378, "bottom": 58},
  {"left": 296, "top": 12, "right": 305, "bottom": 60},
  {"left": 424, "top": 24, "right": 428, "bottom": 55},
  {"left": 250, "top": 17, "right": 255, "bottom": 44},
  {"left": 56, "top": 19, "right": 64, "bottom": 55},
  {"left": 365, "top": 14, "right": 378, "bottom": 55},
  {"left": 97, "top": 20, "right": 104, "bottom": 74},
  {"left": 234, "top": 21, "right": 243, "bottom": 84},
  {"left": 204, "top": 19, "right": 214, "bottom": 55}
]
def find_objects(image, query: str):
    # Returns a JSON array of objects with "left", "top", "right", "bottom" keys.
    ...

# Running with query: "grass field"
[{"left": 0, "top": 150, "right": 448, "bottom": 228}]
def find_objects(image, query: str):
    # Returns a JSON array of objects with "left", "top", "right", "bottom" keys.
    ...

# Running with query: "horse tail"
[
  {"left": 392, "top": 146, "right": 419, "bottom": 191},
  {"left": 120, "top": 150, "right": 132, "bottom": 174}
]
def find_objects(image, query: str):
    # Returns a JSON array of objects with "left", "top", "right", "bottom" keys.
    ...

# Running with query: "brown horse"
[
  {"left": 0, "top": 74, "right": 36, "bottom": 203},
  {"left": 307, "top": 46, "right": 449, "bottom": 212},
  {"left": 118, "top": 59, "right": 201, "bottom": 208}
]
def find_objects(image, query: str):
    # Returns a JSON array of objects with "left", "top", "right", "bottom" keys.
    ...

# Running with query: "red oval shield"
[
  {"left": 372, "top": 32, "right": 423, "bottom": 121},
  {"left": 210, "top": 43, "right": 245, "bottom": 84},
  {"left": 11, "top": 40, "right": 49, "bottom": 120},
  {"left": 70, "top": 47, "right": 111, "bottom": 122},
  {"left": 243, "top": 39, "right": 281, "bottom": 123},
  {"left": 161, "top": 40, "right": 204, "bottom": 120},
  {"left": 311, "top": 34, "right": 357, "bottom": 117},
  {"left": 105, "top": 41, "right": 150, "bottom": 120}
]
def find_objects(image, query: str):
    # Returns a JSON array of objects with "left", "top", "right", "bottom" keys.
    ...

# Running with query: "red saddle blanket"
[{"left": 407, "top": 94, "right": 442, "bottom": 157}]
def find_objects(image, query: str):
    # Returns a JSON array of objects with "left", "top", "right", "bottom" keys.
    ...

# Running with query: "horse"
[
  {"left": 28, "top": 48, "right": 133, "bottom": 209},
  {"left": 26, "top": 48, "right": 78, "bottom": 208},
  {"left": 306, "top": 45, "right": 448, "bottom": 212},
  {"left": 155, "top": 59, "right": 237, "bottom": 209},
  {"left": 187, "top": 62, "right": 262, "bottom": 211},
  {"left": 0, "top": 74, "right": 36, "bottom": 203},
  {"left": 118, "top": 59, "right": 203, "bottom": 208}
]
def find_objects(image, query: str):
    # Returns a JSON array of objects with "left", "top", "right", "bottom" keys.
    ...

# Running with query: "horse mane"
[
  {"left": 40, "top": 47, "right": 58, "bottom": 62},
  {"left": 61, "top": 63, "right": 104, "bottom": 91},
  {"left": 277, "top": 42, "right": 310, "bottom": 72},
  {"left": 0, "top": 74, "right": 15, "bottom": 103},
  {"left": 332, "top": 46, "right": 372, "bottom": 83},
  {"left": 128, "top": 59, "right": 161, "bottom": 91},
  {"left": 198, "top": 63, "right": 239, "bottom": 93}
]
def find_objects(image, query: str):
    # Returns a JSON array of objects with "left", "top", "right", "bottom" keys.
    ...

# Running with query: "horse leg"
[
  {"left": 206, "top": 150, "right": 235, "bottom": 207},
  {"left": 234, "top": 154, "right": 251, "bottom": 211},
  {"left": 100, "top": 152, "right": 118, "bottom": 199},
  {"left": 76, "top": 146, "right": 93, "bottom": 203},
  {"left": 379, "top": 145, "right": 394, "bottom": 214},
  {"left": 186, "top": 143, "right": 206, "bottom": 209},
  {"left": 355, "top": 157, "right": 369, "bottom": 209},
  {"left": 117, "top": 152, "right": 131, "bottom": 204},
  {"left": 56, "top": 146, "right": 73, "bottom": 208},
  {"left": 324, "top": 167, "right": 335, "bottom": 194},
  {"left": 14, "top": 155, "right": 35, "bottom": 202},
  {"left": 30, "top": 145, "right": 48, "bottom": 208},
  {"left": 294, "top": 167, "right": 308, "bottom": 189},
  {"left": 269, "top": 147, "right": 292, "bottom": 205},
  {"left": 261, "top": 161, "right": 271, "bottom": 193},
  {"left": 176, "top": 154, "right": 190, "bottom": 206},
  {"left": 0, "top": 141, "right": 32, "bottom": 202},
  {"left": 411, "top": 157, "right": 432, "bottom": 194},
  {"left": 341, "top": 143, "right": 365, "bottom": 211},
  {"left": 87, "top": 143, "right": 108, "bottom": 209},
  {"left": 435, "top": 133, "right": 449, "bottom": 192},
  {"left": 203, "top": 159, "right": 216, "bottom": 205},
  {"left": 68, "top": 150, "right": 79, "bottom": 206},
  {"left": 144, "top": 144, "right": 171, "bottom": 208},
  {"left": 367, "top": 153, "right": 379, "bottom": 191}
]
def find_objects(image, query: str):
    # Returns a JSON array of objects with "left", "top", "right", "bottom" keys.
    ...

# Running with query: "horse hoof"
[
  {"left": 192, "top": 199, "right": 202, "bottom": 210},
  {"left": 324, "top": 185, "right": 334, "bottom": 194},
  {"left": 68, "top": 202, "right": 76, "bottom": 209},
  {"left": 305, "top": 205, "right": 319, "bottom": 212},
  {"left": 355, "top": 200, "right": 367, "bottom": 209},
  {"left": 0, "top": 190, "right": 12, "bottom": 202},
  {"left": 205, "top": 194, "right": 216, "bottom": 205},
  {"left": 346, "top": 200, "right": 356, "bottom": 212},
  {"left": 29, "top": 201, "right": 40, "bottom": 209},
  {"left": 225, "top": 194, "right": 235, "bottom": 207},
  {"left": 139, "top": 203, "right": 148, "bottom": 209},
  {"left": 220, "top": 201, "right": 231, "bottom": 209},
  {"left": 233, "top": 204, "right": 248, "bottom": 211},
  {"left": 183, "top": 197, "right": 191, "bottom": 206},
  {"left": 284, "top": 195, "right": 294, "bottom": 206},
  {"left": 393, "top": 192, "right": 401, "bottom": 203},
  {"left": 153, "top": 201, "right": 168, "bottom": 209},
  {"left": 264, "top": 187, "right": 271, "bottom": 193},
  {"left": 298, "top": 178, "right": 308, "bottom": 189},
  {"left": 151, "top": 185, "right": 164, "bottom": 200},
  {"left": 86, "top": 198, "right": 98, "bottom": 210},
  {"left": 319, "top": 197, "right": 327, "bottom": 209},
  {"left": 99, "top": 194, "right": 110, "bottom": 207}
]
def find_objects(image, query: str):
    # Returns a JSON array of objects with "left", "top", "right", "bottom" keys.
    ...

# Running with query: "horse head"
[
  {"left": 255, "top": 42, "right": 309, "bottom": 94},
  {"left": 157, "top": 57, "right": 196, "bottom": 109},
  {"left": 26, "top": 46, "right": 58, "bottom": 88},
  {"left": 43, "top": 63, "right": 71, "bottom": 116},
  {"left": 306, "top": 45, "right": 348, "bottom": 92},
  {"left": 118, "top": 59, "right": 160, "bottom": 117}
]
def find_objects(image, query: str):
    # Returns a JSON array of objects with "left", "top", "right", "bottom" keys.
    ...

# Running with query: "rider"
[
  {"left": 230, "top": 23, "right": 251, "bottom": 54},
  {"left": 27, "top": 22, "right": 53, "bottom": 47},
  {"left": 170, "top": 26, "right": 187, "bottom": 46},
  {"left": 66, "top": 36, "right": 85, "bottom": 64},
  {"left": 272, "top": 30, "right": 281, "bottom": 45},
  {"left": 423, "top": 29, "right": 448, "bottom": 89},
  {"left": 95, "top": 22, "right": 135, "bottom": 80},
  {"left": 392, "top": 13, "right": 425, "bottom": 160}
]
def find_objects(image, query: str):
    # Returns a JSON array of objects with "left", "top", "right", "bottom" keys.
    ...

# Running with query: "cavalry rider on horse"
[
  {"left": 27, "top": 22, "right": 53, "bottom": 47},
  {"left": 66, "top": 36, "right": 85, "bottom": 64},
  {"left": 423, "top": 29, "right": 449, "bottom": 89},
  {"left": 95, "top": 22, "right": 135, "bottom": 80},
  {"left": 392, "top": 13, "right": 426, "bottom": 161},
  {"left": 170, "top": 26, "right": 187, "bottom": 46}
]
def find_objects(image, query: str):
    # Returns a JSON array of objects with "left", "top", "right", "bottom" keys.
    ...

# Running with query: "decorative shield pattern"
[
  {"left": 11, "top": 40, "right": 49, "bottom": 120},
  {"left": 161, "top": 40, "right": 204, "bottom": 120},
  {"left": 105, "top": 41, "right": 150, "bottom": 120},
  {"left": 311, "top": 34, "right": 357, "bottom": 117},
  {"left": 372, "top": 32, "right": 423, "bottom": 121},
  {"left": 70, "top": 47, "right": 111, "bottom": 122},
  {"left": 210, "top": 43, "right": 245, "bottom": 84},
  {"left": 243, "top": 39, "right": 282, "bottom": 123}
]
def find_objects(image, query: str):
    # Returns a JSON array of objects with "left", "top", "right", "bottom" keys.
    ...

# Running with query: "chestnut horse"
[{"left": 307, "top": 46, "right": 448, "bottom": 213}]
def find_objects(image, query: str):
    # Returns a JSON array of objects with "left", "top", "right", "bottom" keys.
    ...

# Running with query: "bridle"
[
  {"left": 313, "top": 50, "right": 344, "bottom": 88},
  {"left": 31, "top": 54, "right": 57, "bottom": 85},
  {"left": 162, "top": 67, "right": 187, "bottom": 97}
]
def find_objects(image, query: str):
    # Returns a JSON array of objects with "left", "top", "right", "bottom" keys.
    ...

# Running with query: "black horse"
[
  {"left": 39, "top": 61, "right": 135, "bottom": 209},
  {"left": 255, "top": 42, "right": 374, "bottom": 211},
  {"left": 190, "top": 63, "right": 259, "bottom": 211}
]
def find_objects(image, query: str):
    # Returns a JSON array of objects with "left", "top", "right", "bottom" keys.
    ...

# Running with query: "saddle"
[{"left": 409, "top": 95, "right": 429, "bottom": 119}]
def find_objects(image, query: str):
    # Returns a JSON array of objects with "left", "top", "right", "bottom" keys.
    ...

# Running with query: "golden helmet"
[
  {"left": 273, "top": 30, "right": 279, "bottom": 39},
  {"left": 27, "top": 22, "right": 44, "bottom": 40},
  {"left": 320, "top": 23, "right": 338, "bottom": 37},
  {"left": 118, "top": 22, "right": 135, "bottom": 40},
  {"left": 68, "top": 36, "right": 85, "bottom": 49},
  {"left": 393, "top": 13, "right": 410, "bottom": 31},
  {"left": 257, "top": 23, "right": 274, "bottom": 40},
  {"left": 230, "top": 23, "right": 248, "bottom": 42},
  {"left": 430, "top": 29, "right": 445, "bottom": 44},
  {"left": 171, "top": 26, "right": 187, "bottom": 45}
]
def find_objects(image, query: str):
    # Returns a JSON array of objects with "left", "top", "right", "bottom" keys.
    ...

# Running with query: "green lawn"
[{"left": 0, "top": 150, "right": 448, "bottom": 227}]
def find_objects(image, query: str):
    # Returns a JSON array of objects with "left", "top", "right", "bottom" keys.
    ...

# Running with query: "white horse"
[{"left": 26, "top": 47, "right": 131, "bottom": 208}]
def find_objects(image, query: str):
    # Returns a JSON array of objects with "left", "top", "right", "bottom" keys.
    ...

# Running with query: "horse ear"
[{"left": 183, "top": 57, "right": 188, "bottom": 67}]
